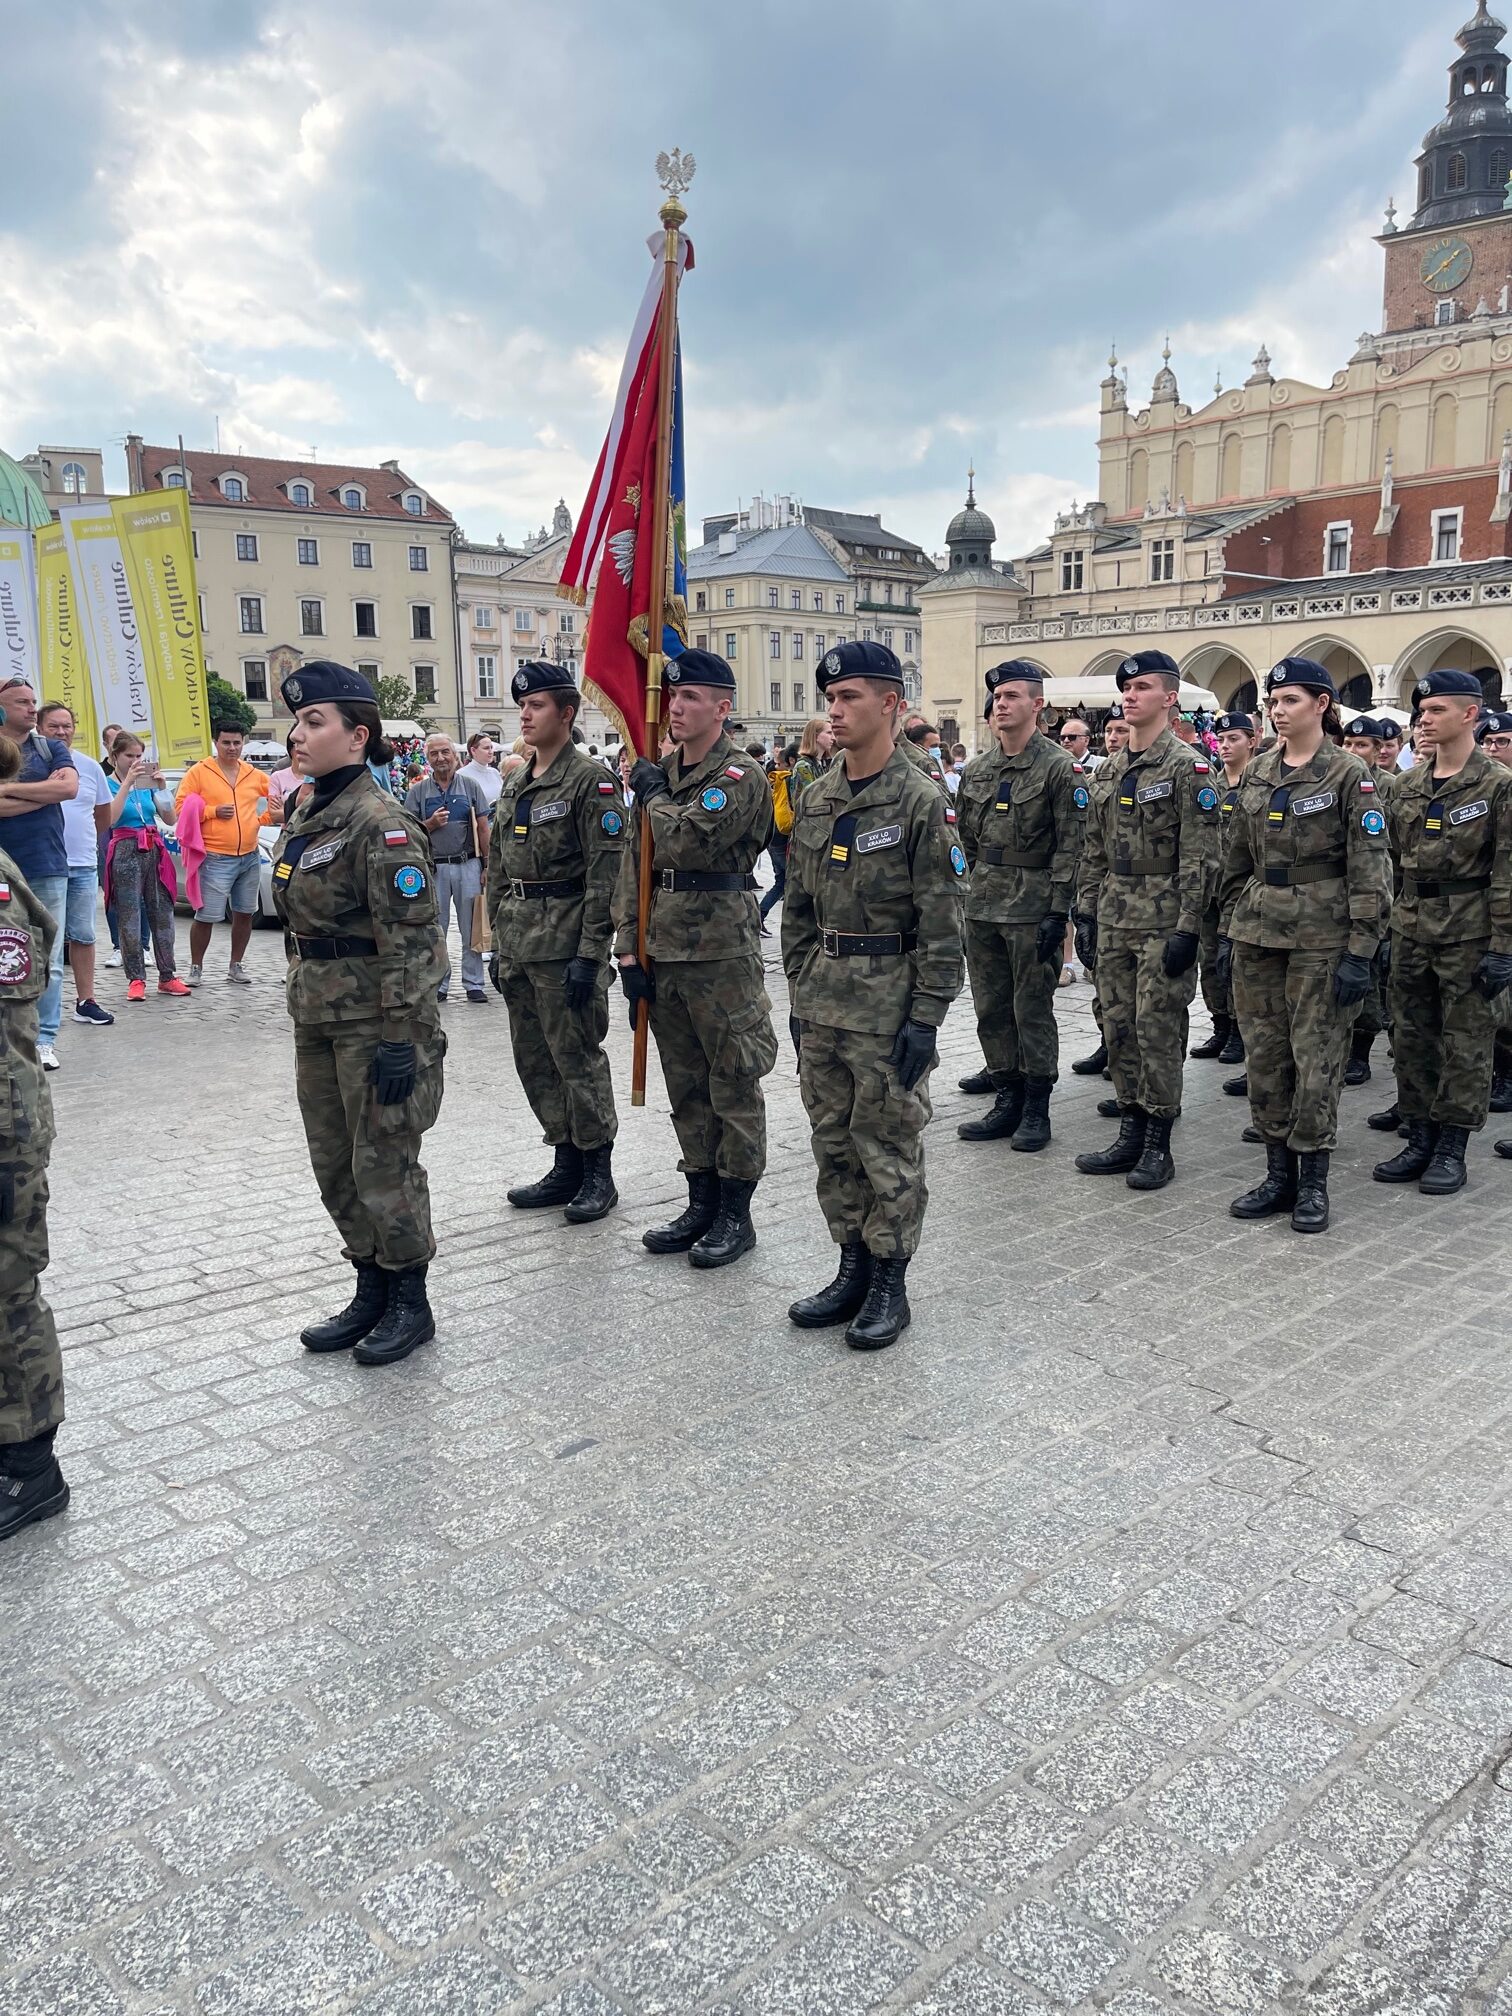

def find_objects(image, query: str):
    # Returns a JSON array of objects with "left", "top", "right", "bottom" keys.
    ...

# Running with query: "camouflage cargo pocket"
[
  {"left": 717, "top": 996, "right": 778, "bottom": 1082},
  {"left": 370, "top": 1033, "right": 446, "bottom": 1140}
]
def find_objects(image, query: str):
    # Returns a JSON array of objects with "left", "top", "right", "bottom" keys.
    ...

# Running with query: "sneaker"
[
  {"left": 104, "top": 948, "right": 123, "bottom": 969},
  {"left": 465, "top": 988, "right": 488, "bottom": 1005},
  {"left": 187, "top": 964, "right": 203, "bottom": 987},
  {"left": 39, "top": 1044, "right": 60, "bottom": 1071},
  {"left": 126, "top": 979, "right": 147, "bottom": 1003},
  {"left": 73, "top": 998, "right": 115, "bottom": 1026},
  {"left": 157, "top": 976, "right": 192, "bottom": 996},
  {"left": 226, "top": 963, "right": 252, "bottom": 985}
]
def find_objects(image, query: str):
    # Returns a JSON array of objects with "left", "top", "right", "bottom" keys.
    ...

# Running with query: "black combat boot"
[
  {"left": 507, "top": 1143, "right": 583, "bottom": 1209},
  {"left": 1242, "top": 1124, "right": 1263, "bottom": 1144},
  {"left": 789, "top": 1242, "right": 871, "bottom": 1327},
  {"left": 957, "top": 1065, "right": 995, "bottom": 1094},
  {"left": 1010, "top": 1078, "right": 1053, "bottom": 1152},
  {"left": 1496, "top": 1137, "right": 1512, "bottom": 1158},
  {"left": 0, "top": 1431, "right": 69, "bottom": 1543},
  {"left": 1367, "top": 1100, "right": 1403, "bottom": 1131},
  {"left": 690, "top": 1178, "right": 757, "bottom": 1268},
  {"left": 1218, "top": 1023, "right": 1246, "bottom": 1064},
  {"left": 564, "top": 1145, "right": 618, "bottom": 1223},
  {"left": 958, "top": 1075, "right": 1025, "bottom": 1142},
  {"left": 1230, "top": 1142, "right": 1297, "bottom": 1219},
  {"left": 1127, "top": 1113, "right": 1175, "bottom": 1190},
  {"left": 301, "top": 1258, "right": 389, "bottom": 1353},
  {"left": 1189, "top": 1014, "right": 1231, "bottom": 1060},
  {"left": 1292, "top": 1150, "right": 1330, "bottom": 1233},
  {"left": 844, "top": 1256, "right": 911, "bottom": 1351},
  {"left": 354, "top": 1266, "right": 435, "bottom": 1365},
  {"left": 1492, "top": 1076, "right": 1512, "bottom": 1113},
  {"left": 1222, "top": 1072, "right": 1248, "bottom": 1097},
  {"left": 642, "top": 1171, "right": 719, "bottom": 1253},
  {"left": 1076, "top": 1107, "right": 1146, "bottom": 1175},
  {"left": 1342, "top": 1030, "right": 1374, "bottom": 1088},
  {"left": 1071, "top": 1039, "right": 1108, "bottom": 1076},
  {"left": 1373, "top": 1118, "right": 1436, "bottom": 1183},
  {"left": 1419, "top": 1123, "right": 1470, "bottom": 1196}
]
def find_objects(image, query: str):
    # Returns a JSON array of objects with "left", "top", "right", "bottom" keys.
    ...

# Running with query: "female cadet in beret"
[
  {"left": 1191, "top": 710, "right": 1257, "bottom": 1068},
  {"left": 1216, "top": 659, "right": 1391, "bottom": 1234},
  {"left": 272, "top": 662, "right": 448, "bottom": 1364}
]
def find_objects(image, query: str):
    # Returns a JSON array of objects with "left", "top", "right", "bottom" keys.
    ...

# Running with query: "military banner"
[
  {"left": 0, "top": 522, "right": 39, "bottom": 693},
  {"left": 35, "top": 524, "right": 98, "bottom": 755},
  {"left": 59, "top": 502, "right": 153, "bottom": 747},
  {"left": 112, "top": 490, "right": 209, "bottom": 763}
]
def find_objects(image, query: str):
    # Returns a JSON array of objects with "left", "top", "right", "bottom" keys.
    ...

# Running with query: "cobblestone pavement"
[{"left": 5, "top": 903, "right": 1512, "bottom": 2015}]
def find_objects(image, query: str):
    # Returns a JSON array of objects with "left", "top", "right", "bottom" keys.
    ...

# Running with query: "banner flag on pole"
[
  {"left": 0, "top": 522, "right": 39, "bottom": 694},
  {"left": 35, "top": 525, "right": 97, "bottom": 755},
  {"left": 112, "top": 490, "right": 210, "bottom": 763},
  {"left": 59, "top": 503, "right": 154, "bottom": 748}
]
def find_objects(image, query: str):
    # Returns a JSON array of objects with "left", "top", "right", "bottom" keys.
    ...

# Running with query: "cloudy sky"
[{"left": 4, "top": 0, "right": 1457, "bottom": 556}]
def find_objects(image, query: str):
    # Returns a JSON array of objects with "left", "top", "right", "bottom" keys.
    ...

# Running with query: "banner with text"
[
  {"left": 35, "top": 524, "right": 98, "bottom": 755},
  {"left": 0, "top": 521, "right": 39, "bottom": 694},
  {"left": 59, "top": 503, "right": 153, "bottom": 749},
  {"left": 112, "top": 490, "right": 209, "bottom": 763}
]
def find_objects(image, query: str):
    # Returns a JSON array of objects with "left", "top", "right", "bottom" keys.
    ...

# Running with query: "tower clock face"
[{"left": 1421, "top": 235, "right": 1474, "bottom": 292}]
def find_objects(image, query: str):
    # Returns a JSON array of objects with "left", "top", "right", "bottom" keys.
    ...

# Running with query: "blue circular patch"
[
  {"left": 700, "top": 785, "right": 728, "bottom": 812},
  {"left": 601, "top": 809, "right": 623, "bottom": 835},
  {"left": 1073, "top": 786, "right": 1089, "bottom": 810},
  {"left": 394, "top": 864, "right": 425, "bottom": 898},
  {"left": 1362, "top": 808, "right": 1386, "bottom": 835},
  {"left": 950, "top": 843, "right": 966, "bottom": 878},
  {"left": 1197, "top": 785, "right": 1218, "bottom": 811}
]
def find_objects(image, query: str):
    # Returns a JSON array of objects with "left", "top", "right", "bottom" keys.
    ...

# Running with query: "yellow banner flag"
[
  {"left": 35, "top": 525, "right": 98, "bottom": 756},
  {"left": 111, "top": 490, "right": 210, "bottom": 764}
]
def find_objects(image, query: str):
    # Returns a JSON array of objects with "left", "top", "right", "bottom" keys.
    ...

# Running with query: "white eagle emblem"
[
  {"left": 608, "top": 528, "right": 636, "bottom": 586},
  {"left": 824, "top": 653, "right": 841, "bottom": 675}
]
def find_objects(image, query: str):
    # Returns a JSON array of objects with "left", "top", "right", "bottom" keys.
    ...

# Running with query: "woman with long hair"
[
  {"left": 790, "top": 715, "right": 833, "bottom": 803},
  {"left": 103, "top": 732, "right": 191, "bottom": 1002}
]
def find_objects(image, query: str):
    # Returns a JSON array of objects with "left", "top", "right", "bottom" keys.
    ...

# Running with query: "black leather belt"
[
  {"left": 1263, "top": 863, "right": 1344, "bottom": 887},
  {"left": 290, "top": 934, "right": 379, "bottom": 959},
  {"left": 819, "top": 928, "right": 918, "bottom": 958},
  {"left": 982, "top": 846, "right": 1052, "bottom": 868},
  {"left": 507, "top": 877, "right": 584, "bottom": 899},
  {"left": 1109, "top": 856, "right": 1176, "bottom": 876},
  {"left": 1403, "top": 873, "right": 1490, "bottom": 898},
  {"left": 656, "top": 870, "right": 757, "bottom": 893}
]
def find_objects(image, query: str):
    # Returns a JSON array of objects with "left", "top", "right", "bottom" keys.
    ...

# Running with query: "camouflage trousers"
[
  {"left": 1197, "top": 901, "right": 1233, "bottom": 1020},
  {"left": 0, "top": 1156, "right": 62, "bottom": 1444},
  {"left": 294, "top": 1021, "right": 446, "bottom": 1270},
  {"left": 649, "top": 955, "right": 776, "bottom": 1182},
  {"left": 501, "top": 958, "right": 616, "bottom": 1151},
  {"left": 1095, "top": 931, "right": 1198, "bottom": 1120},
  {"left": 1390, "top": 935, "right": 1496, "bottom": 1130},
  {"left": 964, "top": 918, "right": 1059, "bottom": 1082},
  {"left": 1232, "top": 944, "right": 1356, "bottom": 1152},
  {"left": 1355, "top": 942, "right": 1391, "bottom": 1042},
  {"left": 798, "top": 1021, "right": 933, "bottom": 1259}
]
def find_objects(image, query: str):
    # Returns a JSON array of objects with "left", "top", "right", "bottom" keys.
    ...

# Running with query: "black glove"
[
  {"left": 887, "top": 1018, "right": 938, "bottom": 1092},
  {"left": 370, "top": 1040, "right": 416, "bottom": 1107},
  {"left": 1474, "top": 949, "right": 1512, "bottom": 1001},
  {"left": 789, "top": 1013, "right": 802, "bottom": 1071},
  {"left": 1073, "top": 913, "right": 1097, "bottom": 970},
  {"left": 1035, "top": 913, "right": 1069, "bottom": 967},
  {"left": 488, "top": 951, "right": 505, "bottom": 997},
  {"left": 628, "top": 758, "right": 669, "bottom": 807},
  {"left": 1161, "top": 930, "right": 1199, "bottom": 978},
  {"left": 619, "top": 959, "right": 654, "bottom": 1028},
  {"left": 1333, "top": 951, "right": 1372, "bottom": 1009},
  {"left": 563, "top": 956, "right": 599, "bottom": 1012},
  {"left": 1215, "top": 935, "right": 1233, "bottom": 996}
]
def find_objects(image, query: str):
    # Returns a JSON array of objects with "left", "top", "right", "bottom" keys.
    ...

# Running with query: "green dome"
[{"left": 0, "top": 451, "right": 53, "bottom": 531}]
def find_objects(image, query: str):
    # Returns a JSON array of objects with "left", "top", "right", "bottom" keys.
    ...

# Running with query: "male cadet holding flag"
[
  {"left": 615, "top": 648, "right": 778, "bottom": 1269},
  {"left": 783, "top": 641, "right": 964, "bottom": 1352}
]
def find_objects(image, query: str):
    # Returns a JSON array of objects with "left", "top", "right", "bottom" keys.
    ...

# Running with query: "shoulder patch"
[
  {"left": 724, "top": 766, "right": 745, "bottom": 780},
  {"left": 1361, "top": 808, "right": 1386, "bottom": 835},
  {"left": 1359, "top": 779, "right": 1376, "bottom": 793},
  {"left": 597, "top": 780, "right": 615, "bottom": 795},
  {"left": 1074, "top": 785, "right": 1090, "bottom": 810},
  {"left": 601, "top": 808, "right": 623, "bottom": 835},
  {"left": 944, "top": 807, "right": 957, "bottom": 824},
  {"left": 383, "top": 828, "right": 409, "bottom": 846},
  {"left": 1193, "top": 760, "right": 1211, "bottom": 773},
  {"left": 700, "top": 785, "right": 728, "bottom": 813},
  {"left": 394, "top": 864, "right": 427, "bottom": 898},
  {"left": 949, "top": 843, "right": 967, "bottom": 878},
  {"left": 1196, "top": 785, "right": 1218, "bottom": 811}
]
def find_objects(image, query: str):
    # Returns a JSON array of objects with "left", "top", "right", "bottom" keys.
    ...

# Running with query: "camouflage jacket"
[
  {"left": 0, "top": 847, "right": 56, "bottom": 1165},
  {"left": 790, "top": 753, "right": 826, "bottom": 804},
  {"left": 612, "top": 733, "right": 772, "bottom": 963},
  {"left": 1386, "top": 744, "right": 1512, "bottom": 950},
  {"left": 486, "top": 741, "right": 625, "bottom": 966},
  {"left": 1075, "top": 727, "right": 1219, "bottom": 939},
  {"left": 956, "top": 732, "right": 1083, "bottom": 924},
  {"left": 273, "top": 771, "right": 446, "bottom": 1039},
  {"left": 782, "top": 745, "right": 965, "bottom": 1035},
  {"left": 899, "top": 736, "right": 950, "bottom": 795},
  {"left": 1219, "top": 742, "right": 1390, "bottom": 958}
]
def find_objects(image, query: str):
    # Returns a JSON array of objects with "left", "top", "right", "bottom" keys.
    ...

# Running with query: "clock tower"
[{"left": 1381, "top": 1, "right": 1512, "bottom": 333}]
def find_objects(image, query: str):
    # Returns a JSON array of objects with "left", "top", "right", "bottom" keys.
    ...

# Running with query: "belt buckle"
[
  {"left": 820, "top": 926, "right": 840, "bottom": 957},
  {"left": 508, "top": 877, "right": 526, "bottom": 900},
  {"left": 658, "top": 868, "right": 677, "bottom": 892}
]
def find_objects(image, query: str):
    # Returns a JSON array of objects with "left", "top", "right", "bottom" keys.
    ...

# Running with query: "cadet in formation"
[
  {"left": 783, "top": 641, "right": 964, "bottom": 1349},
  {"left": 616, "top": 648, "right": 778, "bottom": 1268},
  {"left": 0, "top": 748, "right": 68, "bottom": 1540},
  {"left": 1068, "top": 702, "right": 1128, "bottom": 1083},
  {"left": 1074, "top": 651, "right": 1219, "bottom": 1191},
  {"left": 273, "top": 662, "right": 448, "bottom": 1364},
  {"left": 954, "top": 660, "right": 1082, "bottom": 1153},
  {"left": 487, "top": 660, "right": 623, "bottom": 1223},
  {"left": 1339, "top": 714, "right": 1396, "bottom": 1089},
  {"left": 1372, "top": 668, "right": 1512, "bottom": 1195},
  {"left": 1190, "top": 710, "right": 1255, "bottom": 1067},
  {"left": 1218, "top": 659, "right": 1390, "bottom": 1233}
]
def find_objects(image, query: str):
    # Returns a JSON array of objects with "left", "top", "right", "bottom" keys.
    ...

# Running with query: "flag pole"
[{"left": 631, "top": 164, "right": 690, "bottom": 1106}]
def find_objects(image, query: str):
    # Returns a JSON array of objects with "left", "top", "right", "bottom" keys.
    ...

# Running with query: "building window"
[
  {"left": 402, "top": 492, "right": 424, "bottom": 516},
  {"left": 355, "top": 661, "right": 380, "bottom": 680},
  {"left": 725, "top": 633, "right": 737, "bottom": 658},
  {"left": 300, "top": 598, "right": 325, "bottom": 637},
  {"left": 882, "top": 629, "right": 894, "bottom": 649},
  {"left": 61, "top": 461, "right": 87, "bottom": 495},
  {"left": 862, "top": 627, "right": 873, "bottom": 642},
  {"left": 1149, "top": 538, "right": 1176, "bottom": 584},
  {"left": 475, "top": 605, "right": 494, "bottom": 629},
  {"left": 1493, "top": 148, "right": 1508, "bottom": 190},
  {"left": 792, "top": 632, "right": 803, "bottom": 659},
  {"left": 411, "top": 605, "right": 434, "bottom": 640},
  {"left": 191, "top": 531, "right": 199, "bottom": 559},
  {"left": 354, "top": 600, "right": 378, "bottom": 638},
  {"left": 412, "top": 664, "right": 437, "bottom": 703},
  {"left": 814, "top": 633, "right": 826, "bottom": 658},
  {"left": 1324, "top": 523, "right": 1352, "bottom": 574},
  {"left": 793, "top": 683, "right": 805, "bottom": 713},
  {"left": 1060, "top": 548, "right": 1084, "bottom": 592},
  {"left": 236, "top": 533, "right": 259, "bottom": 562},
  {"left": 1433, "top": 508, "right": 1462, "bottom": 562},
  {"left": 513, "top": 608, "right": 533, "bottom": 631},
  {"left": 790, "top": 589, "right": 802, "bottom": 610},
  {"left": 884, "top": 582, "right": 894, "bottom": 604},
  {"left": 476, "top": 654, "right": 497, "bottom": 697},
  {"left": 241, "top": 658, "right": 269, "bottom": 703},
  {"left": 165, "top": 469, "right": 185, "bottom": 489},
  {"left": 835, "top": 593, "right": 846, "bottom": 614},
  {"left": 290, "top": 481, "right": 312, "bottom": 506},
  {"left": 1447, "top": 151, "right": 1468, "bottom": 192},
  {"left": 342, "top": 487, "right": 363, "bottom": 509},
  {"left": 222, "top": 475, "right": 244, "bottom": 501},
  {"left": 813, "top": 592, "right": 824, "bottom": 611},
  {"left": 199, "top": 594, "right": 209, "bottom": 631},
  {"left": 238, "top": 595, "right": 264, "bottom": 634},
  {"left": 559, "top": 612, "right": 575, "bottom": 634},
  {"left": 1435, "top": 299, "right": 1457, "bottom": 327},
  {"left": 724, "top": 587, "right": 736, "bottom": 607},
  {"left": 298, "top": 537, "right": 319, "bottom": 565},
  {"left": 352, "top": 541, "right": 373, "bottom": 568},
  {"left": 695, "top": 633, "right": 708, "bottom": 650},
  {"left": 408, "top": 545, "right": 428, "bottom": 571},
  {"left": 695, "top": 589, "right": 707, "bottom": 611},
  {"left": 904, "top": 630, "right": 915, "bottom": 654},
  {"left": 770, "top": 681, "right": 782, "bottom": 712},
  {"left": 769, "top": 631, "right": 782, "bottom": 659},
  {"left": 767, "top": 586, "right": 780, "bottom": 607}
]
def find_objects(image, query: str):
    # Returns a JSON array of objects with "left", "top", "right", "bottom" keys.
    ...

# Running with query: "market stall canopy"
[
  {"left": 1043, "top": 677, "right": 1221, "bottom": 713},
  {"left": 382, "top": 720, "right": 426, "bottom": 738}
]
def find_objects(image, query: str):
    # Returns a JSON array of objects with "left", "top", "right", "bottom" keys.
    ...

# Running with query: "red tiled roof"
[{"left": 131, "top": 444, "right": 453, "bottom": 525}]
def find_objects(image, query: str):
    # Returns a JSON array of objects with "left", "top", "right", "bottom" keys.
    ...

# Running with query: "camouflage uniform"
[
  {"left": 1385, "top": 746, "right": 1512, "bottom": 1129},
  {"left": 782, "top": 746, "right": 965, "bottom": 1256},
  {"left": 487, "top": 743, "right": 622, "bottom": 1150},
  {"left": 0, "top": 849, "right": 62, "bottom": 1448},
  {"left": 1197, "top": 774, "right": 1246, "bottom": 1020},
  {"left": 613, "top": 733, "right": 777, "bottom": 1180},
  {"left": 1219, "top": 744, "right": 1390, "bottom": 1150},
  {"left": 899, "top": 735, "right": 950, "bottom": 794},
  {"left": 1075, "top": 728, "right": 1220, "bottom": 1119},
  {"left": 956, "top": 733, "right": 1082, "bottom": 1081},
  {"left": 273, "top": 775, "right": 448, "bottom": 1269},
  {"left": 1356, "top": 766, "right": 1399, "bottom": 1044}
]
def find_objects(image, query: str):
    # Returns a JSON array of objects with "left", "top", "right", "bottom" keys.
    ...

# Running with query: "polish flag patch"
[
  {"left": 1193, "top": 761, "right": 1210, "bottom": 773},
  {"left": 597, "top": 780, "right": 615, "bottom": 794},
  {"left": 725, "top": 766, "right": 745, "bottom": 779},
  {"left": 383, "top": 829, "right": 410, "bottom": 846},
  {"left": 944, "top": 808, "right": 957, "bottom": 823},
  {"left": 1359, "top": 779, "right": 1376, "bottom": 792}
]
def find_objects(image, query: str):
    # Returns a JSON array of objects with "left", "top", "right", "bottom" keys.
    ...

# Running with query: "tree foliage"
[{"left": 206, "top": 673, "right": 257, "bottom": 735}]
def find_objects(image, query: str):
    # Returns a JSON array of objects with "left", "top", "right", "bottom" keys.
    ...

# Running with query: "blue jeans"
[
  {"left": 64, "top": 864, "right": 99, "bottom": 945},
  {"left": 30, "top": 873, "right": 68, "bottom": 1045}
]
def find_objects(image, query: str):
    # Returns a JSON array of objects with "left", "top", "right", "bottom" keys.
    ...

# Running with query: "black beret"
[
  {"left": 510, "top": 658, "right": 577, "bottom": 701},
  {"left": 1476, "top": 708, "right": 1512, "bottom": 737},
  {"left": 1105, "top": 702, "right": 1124, "bottom": 723},
  {"left": 1115, "top": 650, "right": 1180, "bottom": 690},
  {"left": 664, "top": 647, "right": 735, "bottom": 692},
  {"left": 985, "top": 659, "right": 1044, "bottom": 691},
  {"left": 1413, "top": 667, "right": 1484, "bottom": 702},
  {"left": 1343, "top": 715, "right": 1385, "bottom": 740},
  {"left": 1214, "top": 711, "right": 1256, "bottom": 735},
  {"left": 817, "top": 639, "right": 904, "bottom": 692},
  {"left": 1266, "top": 656, "right": 1336, "bottom": 698},
  {"left": 281, "top": 659, "right": 377, "bottom": 711}
]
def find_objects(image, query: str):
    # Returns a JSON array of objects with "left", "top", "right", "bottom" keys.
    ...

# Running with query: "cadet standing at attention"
[
  {"left": 1218, "top": 659, "right": 1390, "bottom": 1233},
  {"left": 1069, "top": 701, "right": 1128, "bottom": 1083},
  {"left": 1190, "top": 710, "right": 1256, "bottom": 1066},
  {"left": 616, "top": 648, "right": 778, "bottom": 1269},
  {"left": 1073, "top": 652, "right": 1219, "bottom": 1192},
  {"left": 274, "top": 662, "right": 447, "bottom": 1365},
  {"left": 487, "top": 661, "right": 623, "bottom": 1224},
  {"left": 1339, "top": 714, "right": 1395, "bottom": 1089},
  {"left": 783, "top": 641, "right": 964, "bottom": 1351},
  {"left": 954, "top": 660, "right": 1081, "bottom": 1152},
  {"left": 1373, "top": 668, "right": 1512, "bottom": 1195}
]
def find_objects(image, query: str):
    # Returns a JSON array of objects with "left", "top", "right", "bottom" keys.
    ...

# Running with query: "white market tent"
[{"left": 1043, "top": 677, "right": 1221, "bottom": 713}]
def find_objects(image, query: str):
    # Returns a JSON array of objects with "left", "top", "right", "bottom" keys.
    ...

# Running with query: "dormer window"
[
  {"left": 342, "top": 486, "right": 364, "bottom": 510},
  {"left": 221, "top": 474, "right": 245, "bottom": 501},
  {"left": 402, "top": 491, "right": 424, "bottom": 516},
  {"left": 289, "top": 481, "right": 312, "bottom": 507},
  {"left": 164, "top": 469, "right": 186, "bottom": 490},
  {"left": 1448, "top": 152, "right": 1469, "bottom": 192},
  {"left": 61, "top": 461, "right": 87, "bottom": 495}
]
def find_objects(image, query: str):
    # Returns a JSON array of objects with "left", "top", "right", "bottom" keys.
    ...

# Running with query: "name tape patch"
[
  {"left": 856, "top": 823, "right": 902, "bottom": 853},
  {"left": 1137, "top": 780, "right": 1173, "bottom": 803},
  {"left": 301, "top": 839, "right": 345, "bottom": 869},
  {"left": 532, "top": 800, "right": 569, "bottom": 824},
  {"left": 1450, "top": 799, "right": 1489, "bottom": 825},
  {"left": 1293, "top": 791, "right": 1336, "bottom": 817}
]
